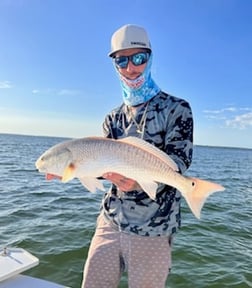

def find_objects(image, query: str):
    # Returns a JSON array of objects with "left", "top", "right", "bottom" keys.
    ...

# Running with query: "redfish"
[{"left": 35, "top": 136, "right": 225, "bottom": 219}]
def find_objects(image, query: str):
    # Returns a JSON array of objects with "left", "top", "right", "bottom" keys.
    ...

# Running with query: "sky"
[{"left": 0, "top": 0, "right": 252, "bottom": 148}]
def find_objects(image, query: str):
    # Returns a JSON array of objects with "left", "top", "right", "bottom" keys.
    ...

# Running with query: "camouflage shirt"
[{"left": 101, "top": 91, "right": 193, "bottom": 236}]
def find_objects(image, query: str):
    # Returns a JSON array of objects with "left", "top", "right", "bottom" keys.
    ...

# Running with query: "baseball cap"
[{"left": 108, "top": 24, "right": 152, "bottom": 57}]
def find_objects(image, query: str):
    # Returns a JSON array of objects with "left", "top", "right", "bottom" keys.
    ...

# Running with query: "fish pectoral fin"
[
  {"left": 62, "top": 163, "right": 75, "bottom": 182},
  {"left": 79, "top": 177, "right": 105, "bottom": 193},
  {"left": 138, "top": 181, "right": 158, "bottom": 200}
]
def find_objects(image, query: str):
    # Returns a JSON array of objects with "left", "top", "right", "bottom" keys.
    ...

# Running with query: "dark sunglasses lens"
[
  {"left": 114, "top": 52, "right": 149, "bottom": 68},
  {"left": 132, "top": 53, "right": 149, "bottom": 66},
  {"left": 114, "top": 56, "right": 128, "bottom": 68}
]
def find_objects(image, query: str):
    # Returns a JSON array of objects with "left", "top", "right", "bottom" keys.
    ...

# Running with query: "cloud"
[
  {"left": 32, "top": 89, "right": 40, "bottom": 94},
  {"left": 57, "top": 89, "right": 80, "bottom": 96},
  {"left": 204, "top": 114, "right": 227, "bottom": 120},
  {"left": 203, "top": 106, "right": 252, "bottom": 129},
  {"left": 0, "top": 81, "right": 12, "bottom": 89},
  {"left": 226, "top": 112, "right": 252, "bottom": 129},
  {"left": 31, "top": 88, "right": 80, "bottom": 96},
  {"left": 203, "top": 107, "right": 237, "bottom": 114}
]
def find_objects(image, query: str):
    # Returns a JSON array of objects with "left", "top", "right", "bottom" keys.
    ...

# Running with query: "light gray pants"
[{"left": 81, "top": 215, "right": 172, "bottom": 288}]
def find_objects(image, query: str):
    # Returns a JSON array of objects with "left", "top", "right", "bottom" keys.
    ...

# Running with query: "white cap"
[{"left": 108, "top": 24, "right": 151, "bottom": 57}]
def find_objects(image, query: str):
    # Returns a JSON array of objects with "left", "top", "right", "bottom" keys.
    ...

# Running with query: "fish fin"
[
  {"left": 62, "top": 163, "right": 75, "bottom": 182},
  {"left": 119, "top": 137, "right": 179, "bottom": 171},
  {"left": 138, "top": 181, "right": 158, "bottom": 200},
  {"left": 46, "top": 173, "right": 62, "bottom": 181},
  {"left": 79, "top": 177, "right": 105, "bottom": 193},
  {"left": 182, "top": 177, "right": 225, "bottom": 219}
]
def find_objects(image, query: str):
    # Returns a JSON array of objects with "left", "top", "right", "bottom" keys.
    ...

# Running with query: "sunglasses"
[{"left": 114, "top": 52, "right": 150, "bottom": 69}]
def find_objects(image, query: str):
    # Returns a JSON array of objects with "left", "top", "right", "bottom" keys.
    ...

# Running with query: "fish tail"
[{"left": 183, "top": 177, "right": 225, "bottom": 219}]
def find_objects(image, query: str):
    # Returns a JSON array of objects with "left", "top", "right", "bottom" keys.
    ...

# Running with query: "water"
[{"left": 0, "top": 133, "right": 251, "bottom": 288}]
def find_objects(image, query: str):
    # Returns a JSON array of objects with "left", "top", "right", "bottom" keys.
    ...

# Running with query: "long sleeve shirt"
[{"left": 101, "top": 91, "right": 193, "bottom": 237}]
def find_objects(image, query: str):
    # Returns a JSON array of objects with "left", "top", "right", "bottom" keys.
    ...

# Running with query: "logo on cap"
[{"left": 131, "top": 41, "right": 147, "bottom": 47}]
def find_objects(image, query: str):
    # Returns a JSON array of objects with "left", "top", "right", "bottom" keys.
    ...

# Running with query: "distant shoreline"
[{"left": 0, "top": 132, "right": 252, "bottom": 151}]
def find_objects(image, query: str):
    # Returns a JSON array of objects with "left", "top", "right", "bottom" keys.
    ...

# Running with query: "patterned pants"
[{"left": 81, "top": 215, "right": 172, "bottom": 288}]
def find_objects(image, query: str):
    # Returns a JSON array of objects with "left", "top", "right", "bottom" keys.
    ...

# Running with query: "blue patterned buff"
[{"left": 114, "top": 53, "right": 161, "bottom": 107}]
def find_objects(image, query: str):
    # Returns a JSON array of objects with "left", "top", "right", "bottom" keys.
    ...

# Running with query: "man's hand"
[{"left": 102, "top": 172, "right": 141, "bottom": 192}]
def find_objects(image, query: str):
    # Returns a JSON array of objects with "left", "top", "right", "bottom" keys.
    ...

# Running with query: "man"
[{"left": 82, "top": 24, "right": 193, "bottom": 288}]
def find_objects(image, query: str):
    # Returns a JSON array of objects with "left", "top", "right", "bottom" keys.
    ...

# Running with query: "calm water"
[{"left": 0, "top": 133, "right": 251, "bottom": 288}]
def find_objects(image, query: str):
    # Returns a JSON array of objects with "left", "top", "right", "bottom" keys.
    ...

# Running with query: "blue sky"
[{"left": 0, "top": 0, "right": 251, "bottom": 148}]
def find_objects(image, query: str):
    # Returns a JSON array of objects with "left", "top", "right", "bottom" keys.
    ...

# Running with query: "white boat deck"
[
  {"left": 0, "top": 247, "right": 69, "bottom": 288},
  {"left": 0, "top": 274, "right": 68, "bottom": 288}
]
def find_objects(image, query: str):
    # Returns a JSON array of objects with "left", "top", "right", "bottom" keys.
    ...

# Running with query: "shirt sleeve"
[
  {"left": 102, "top": 114, "right": 113, "bottom": 138},
  {"left": 164, "top": 99, "right": 194, "bottom": 174},
  {"left": 102, "top": 106, "right": 122, "bottom": 139}
]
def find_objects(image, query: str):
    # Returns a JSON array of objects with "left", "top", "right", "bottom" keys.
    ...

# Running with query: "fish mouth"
[
  {"left": 35, "top": 158, "right": 43, "bottom": 170},
  {"left": 35, "top": 157, "right": 64, "bottom": 181},
  {"left": 35, "top": 159, "right": 49, "bottom": 175}
]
